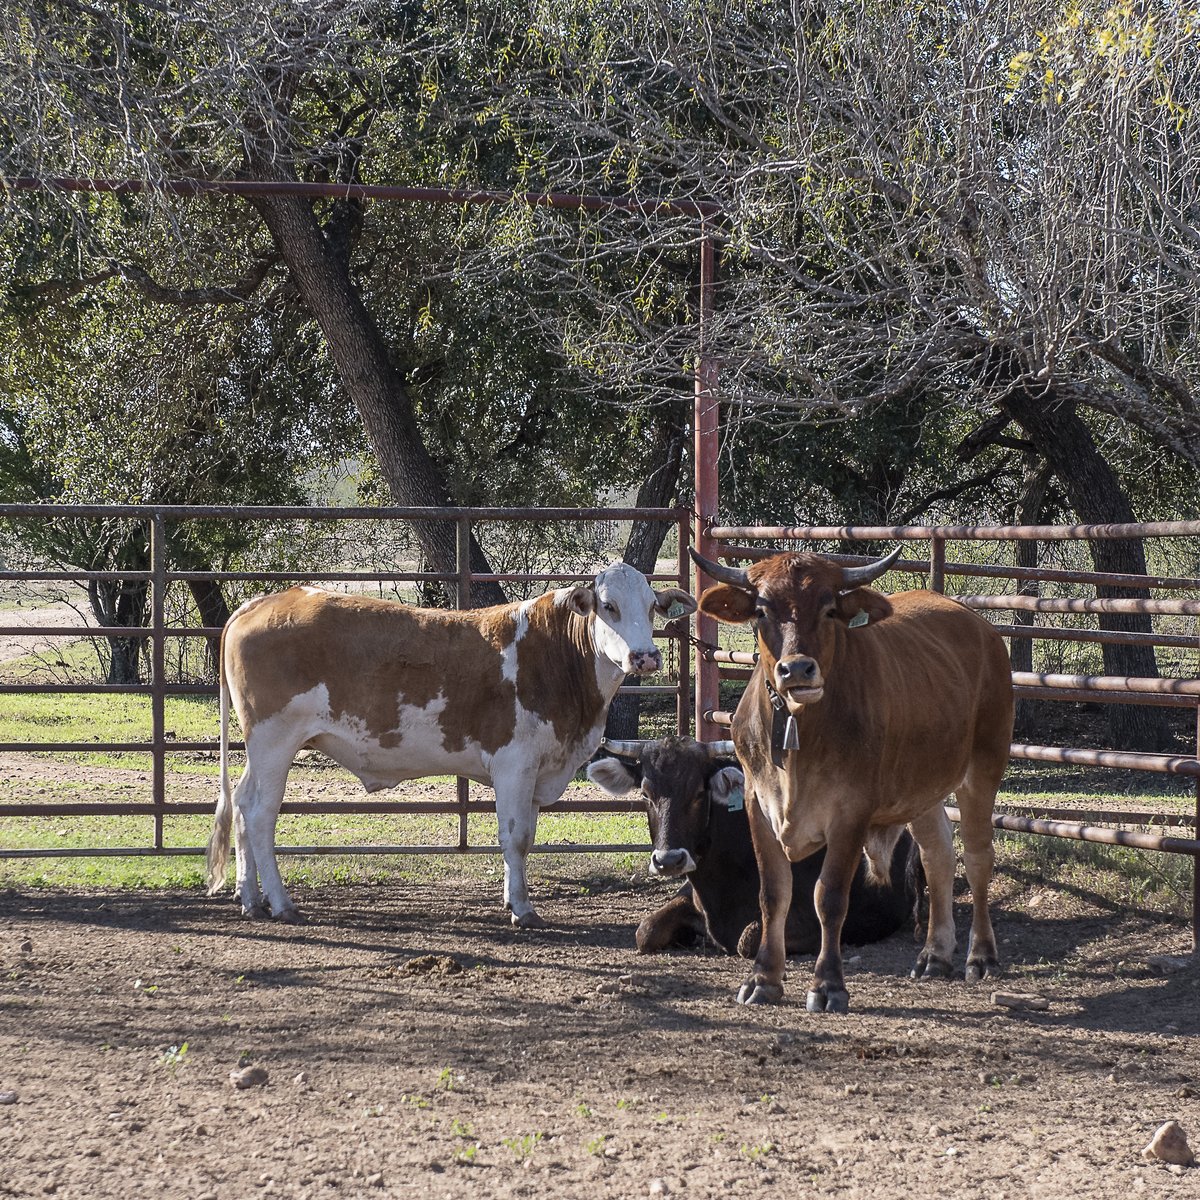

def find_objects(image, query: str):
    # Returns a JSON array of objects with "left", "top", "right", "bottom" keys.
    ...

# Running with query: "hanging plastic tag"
[
  {"left": 726, "top": 785, "right": 745, "bottom": 812},
  {"left": 848, "top": 611, "right": 869, "bottom": 628}
]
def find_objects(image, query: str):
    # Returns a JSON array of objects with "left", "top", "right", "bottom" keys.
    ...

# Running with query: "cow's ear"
[
  {"left": 836, "top": 587, "right": 894, "bottom": 626},
  {"left": 586, "top": 756, "right": 641, "bottom": 795},
  {"left": 698, "top": 584, "right": 756, "bottom": 623},
  {"left": 563, "top": 584, "right": 595, "bottom": 616},
  {"left": 708, "top": 766, "right": 745, "bottom": 809},
  {"left": 653, "top": 587, "right": 698, "bottom": 616}
]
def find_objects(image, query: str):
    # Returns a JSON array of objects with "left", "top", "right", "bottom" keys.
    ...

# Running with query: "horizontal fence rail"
[
  {"left": 701, "top": 520, "right": 1200, "bottom": 946},
  {"left": 0, "top": 504, "right": 693, "bottom": 861}
]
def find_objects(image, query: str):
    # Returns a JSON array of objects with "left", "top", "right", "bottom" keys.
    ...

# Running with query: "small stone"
[
  {"left": 229, "top": 1066, "right": 269, "bottom": 1090},
  {"left": 18, "top": 939, "right": 32, "bottom": 953},
  {"left": 844, "top": 1084, "right": 861, "bottom": 1096},
  {"left": 0, "top": 1092, "right": 17, "bottom": 1106},
  {"left": 596, "top": 980, "right": 621, "bottom": 994},
  {"left": 1142, "top": 1121, "right": 1195, "bottom": 1167},
  {"left": 649, "top": 1179, "right": 670, "bottom": 1196},
  {"left": 991, "top": 990, "right": 1050, "bottom": 1012},
  {"left": 1176, "top": 1084, "right": 1197, "bottom": 1099},
  {"left": 293, "top": 1072, "right": 308, "bottom": 1086},
  {"left": 365, "top": 1174, "right": 384, "bottom": 1188}
]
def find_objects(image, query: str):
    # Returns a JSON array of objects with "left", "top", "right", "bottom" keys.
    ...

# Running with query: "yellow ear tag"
[{"left": 848, "top": 610, "right": 869, "bottom": 628}]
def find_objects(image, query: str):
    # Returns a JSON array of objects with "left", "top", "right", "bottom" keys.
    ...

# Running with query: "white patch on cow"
[
  {"left": 499, "top": 598, "right": 537, "bottom": 685},
  {"left": 299, "top": 585, "right": 329, "bottom": 597}
]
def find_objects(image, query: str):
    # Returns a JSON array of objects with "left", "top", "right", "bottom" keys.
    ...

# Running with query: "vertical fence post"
[
  {"left": 456, "top": 514, "right": 472, "bottom": 851},
  {"left": 678, "top": 511, "right": 692, "bottom": 737},
  {"left": 1194, "top": 699, "right": 1199, "bottom": 950},
  {"left": 694, "top": 229, "right": 721, "bottom": 739},
  {"left": 150, "top": 512, "right": 166, "bottom": 850},
  {"left": 930, "top": 535, "right": 946, "bottom": 594}
]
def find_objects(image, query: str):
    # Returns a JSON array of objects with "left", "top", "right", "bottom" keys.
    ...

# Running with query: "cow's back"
[
  {"left": 801, "top": 590, "right": 1013, "bottom": 813},
  {"left": 223, "top": 588, "right": 524, "bottom": 753}
]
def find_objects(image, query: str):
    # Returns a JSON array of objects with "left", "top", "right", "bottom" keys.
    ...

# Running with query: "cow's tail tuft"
[{"left": 205, "top": 637, "right": 233, "bottom": 894}]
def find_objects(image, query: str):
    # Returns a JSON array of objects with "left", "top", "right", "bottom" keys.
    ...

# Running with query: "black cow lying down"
[{"left": 588, "top": 735, "right": 921, "bottom": 957}]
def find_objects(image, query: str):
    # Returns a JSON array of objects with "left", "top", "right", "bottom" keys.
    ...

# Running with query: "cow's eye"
[
  {"left": 824, "top": 607, "right": 838, "bottom": 620},
  {"left": 602, "top": 601, "right": 618, "bottom": 616}
]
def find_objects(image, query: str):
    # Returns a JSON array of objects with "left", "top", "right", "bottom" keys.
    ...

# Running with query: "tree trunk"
[
  {"left": 605, "top": 414, "right": 687, "bottom": 741},
  {"left": 1001, "top": 388, "right": 1169, "bottom": 750},
  {"left": 187, "top": 578, "right": 230, "bottom": 679},
  {"left": 88, "top": 576, "right": 148, "bottom": 685},
  {"left": 1010, "top": 460, "right": 1053, "bottom": 741},
  {"left": 244, "top": 187, "right": 506, "bottom": 609}
]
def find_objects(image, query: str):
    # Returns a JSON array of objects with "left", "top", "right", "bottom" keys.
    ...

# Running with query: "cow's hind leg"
[
  {"left": 956, "top": 770, "right": 1001, "bottom": 982},
  {"left": 234, "top": 743, "right": 302, "bottom": 923},
  {"left": 908, "top": 805, "right": 957, "bottom": 979}
]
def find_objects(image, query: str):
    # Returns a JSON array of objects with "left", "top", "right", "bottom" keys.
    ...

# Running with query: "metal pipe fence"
[
  {"left": 0, "top": 504, "right": 692, "bottom": 860},
  {"left": 701, "top": 521, "right": 1200, "bottom": 946}
]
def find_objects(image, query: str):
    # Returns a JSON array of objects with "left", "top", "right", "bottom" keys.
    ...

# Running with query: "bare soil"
[{"left": 1, "top": 865, "right": 1198, "bottom": 1200}]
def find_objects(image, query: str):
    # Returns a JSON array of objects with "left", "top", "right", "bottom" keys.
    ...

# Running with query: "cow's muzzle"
[
  {"left": 628, "top": 648, "right": 662, "bottom": 676},
  {"left": 649, "top": 848, "right": 696, "bottom": 877},
  {"left": 775, "top": 655, "right": 824, "bottom": 704}
]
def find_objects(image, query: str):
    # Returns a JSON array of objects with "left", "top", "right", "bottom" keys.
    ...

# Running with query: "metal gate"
[{"left": 0, "top": 503, "right": 690, "bottom": 858}]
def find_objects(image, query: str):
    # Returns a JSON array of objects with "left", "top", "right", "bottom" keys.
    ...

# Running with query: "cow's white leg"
[
  {"left": 233, "top": 745, "right": 301, "bottom": 923},
  {"left": 231, "top": 781, "right": 264, "bottom": 918},
  {"left": 956, "top": 772, "right": 1001, "bottom": 982},
  {"left": 494, "top": 768, "right": 542, "bottom": 928},
  {"left": 908, "top": 805, "right": 958, "bottom": 979}
]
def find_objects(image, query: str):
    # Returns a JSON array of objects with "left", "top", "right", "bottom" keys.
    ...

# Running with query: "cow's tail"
[{"left": 205, "top": 631, "right": 234, "bottom": 895}]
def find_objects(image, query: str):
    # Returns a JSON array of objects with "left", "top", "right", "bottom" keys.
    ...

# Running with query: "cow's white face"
[{"left": 564, "top": 564, "right": 697, "bottom": 677}]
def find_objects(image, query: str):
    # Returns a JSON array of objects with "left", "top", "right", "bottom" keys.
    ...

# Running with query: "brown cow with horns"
[{"left": 691, "top": 545, "right": 1013, "bottom": 1013}]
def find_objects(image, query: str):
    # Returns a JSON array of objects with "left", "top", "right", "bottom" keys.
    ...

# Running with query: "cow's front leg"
[
  {"left": 636, "top": 886, "right": 705, "bottom": 953},
  {"left": 737, "top": 791, "right": 791, "bottom": 1005},
  {"left": 494, "top": 775, "right": 543, "bottom": 928},
  {"left": 806, "top": 835, "right": 865, "bottom": 1014}
]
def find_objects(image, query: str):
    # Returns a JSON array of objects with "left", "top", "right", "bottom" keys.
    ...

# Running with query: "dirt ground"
[{"left": 1, "top": 860, "right": 1198, "bottom": 1200}]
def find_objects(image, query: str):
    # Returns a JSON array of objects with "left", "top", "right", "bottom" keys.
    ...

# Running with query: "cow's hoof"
[
  {"left": 736, "top": 979, "right": 783, "bottom": 1005},
  {"left": 511, "top": 910, "right": 546, "bottom": 930},
  {"left": 241, "top": 902, "right": 268, "bottom": 920},
  {"left": 911, "top": 953, "right": 954, "bottom": 980},
  {"left": 965, "top": 956, "right": 1000, "bottom": 983},
  {"left": 806, "top": 988, "right": 850, "bottom": 1014},
  {"left": 272, "top": 906, "right": 304, "bottom": 925}
]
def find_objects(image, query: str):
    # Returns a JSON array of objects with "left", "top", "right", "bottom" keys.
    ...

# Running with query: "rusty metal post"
[
  {"left": 930, "top": 535, "right": 946, "bottom": 593},
  {"left": 694, "top": 230, "right": 721, "bottom": 740},
  {"left": 1194, "top": 699, "right": 1199, "bottom": 950},
  {"left": 678, "top": 511, "right": 692, "bottom": 736},
  {"left": 150, "top": 513, "right": 166, "bottom": 850},
  {"left": 456, "top": 515, "right": 472, "bottom": 850}
]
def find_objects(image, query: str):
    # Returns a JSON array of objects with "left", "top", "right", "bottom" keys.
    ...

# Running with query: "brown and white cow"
[
  {"left": 205, "top": 565, "right": 696, "bottom": 927},
  {"left": 691, "top": 546, "right": 1013, "bottom": 1013}
]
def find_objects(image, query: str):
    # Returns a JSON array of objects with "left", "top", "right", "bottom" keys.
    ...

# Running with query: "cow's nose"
[
  {"left": 776, "top": 656, "right": 820, "bottom": 688},
  {"left": 649, "top": 848, "right": 690, "bottom": 877},
  {"left": 629, "top": 648, "right": 662, "bottom": 675}
]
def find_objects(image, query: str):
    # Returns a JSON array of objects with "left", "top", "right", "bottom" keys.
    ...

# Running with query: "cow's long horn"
[
  {"left": 601, "top": 738, "right": 648, "bottom": 760},
  {"left": 840, "top": 545, "right": 904, "bottom": 587},
  {"left": 704, "top": 740, "right": 737, "bottom": 758},
  {"left": 689, "top": 548, "right": 751, "bottom": 589}
]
